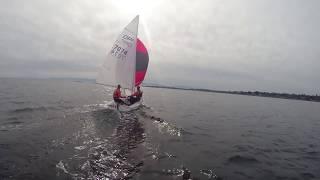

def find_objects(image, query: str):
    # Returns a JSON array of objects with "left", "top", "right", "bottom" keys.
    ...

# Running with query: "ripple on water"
[
  {"left": 0, "top": 143, "right": 10, "bottom": 150},
  {"left": 228, "top": 155, "right": 260, "bottom": 164},
  {"left": 5, "top": 117, "right": 19, "bottom": 121},
  {"left": 300, "top": 172, "right": 315, "bottom": 179},
  {"left": 233, "top": 144, "right": 254, "bottom": 153},
  {"left": 10, "top": 107, "right": 45, "bottom": 113},
  {"left": 9, "top": 106, "right": 63, "bottom": 115},
  {"left": 9, "top": 100, "right": 27, "bottom": 105},
  {"left": 0, "top": 123, "right": 23, "bottom": 131}
]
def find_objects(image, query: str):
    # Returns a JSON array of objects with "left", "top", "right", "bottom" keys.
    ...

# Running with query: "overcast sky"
[{"left": 0, "top": 0, "right": 319, "bottom": 94}]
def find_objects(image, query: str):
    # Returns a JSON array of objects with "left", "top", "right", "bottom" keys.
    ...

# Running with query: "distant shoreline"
[
  {"left": 1, "top": 77, "right": 319, "bottom": 102},
  {"left": 144, "top": 85, "right": 320, "bottom": 103}
]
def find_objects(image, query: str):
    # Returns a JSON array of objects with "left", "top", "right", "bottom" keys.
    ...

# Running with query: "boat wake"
[
  {"left": 55, "top": 103, "right": 215, "bottom": 179},
  {"left": 56, "top": 108, "right": 146, "bottom": 179}
]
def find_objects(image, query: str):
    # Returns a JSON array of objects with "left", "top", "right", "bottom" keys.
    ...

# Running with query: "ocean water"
[{"left": 0, "top": 78, "right": 319, "bottom": 180}]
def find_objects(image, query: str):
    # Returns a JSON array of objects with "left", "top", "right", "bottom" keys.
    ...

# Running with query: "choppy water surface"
[{"left": 0, "top": 78, "right": 319, "bottom": 180}]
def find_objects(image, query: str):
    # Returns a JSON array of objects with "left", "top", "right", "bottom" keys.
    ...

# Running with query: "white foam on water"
[{"left": 74, "top": 146, "right": 87, "bottom": 151}]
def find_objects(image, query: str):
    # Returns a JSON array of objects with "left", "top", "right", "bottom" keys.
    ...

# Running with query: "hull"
[{"left": 107, "top": 99, "right": 142, "bottom": 112}]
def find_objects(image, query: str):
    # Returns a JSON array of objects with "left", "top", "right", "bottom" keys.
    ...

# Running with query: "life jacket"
[{"left": 113, "top": 89, "right": 121, "bottom": 99}]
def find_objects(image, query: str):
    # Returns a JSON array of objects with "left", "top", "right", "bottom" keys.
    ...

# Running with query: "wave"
[
  {"left": 0, "top": 123, "right": 23, "bottom": 131},
  {"left": 301, "top": 172, "right": 315, "bottom": 179},
  {"left": 9, "top": 105, "right": 71, "bottom": 114},
  {"left": 9, "top": 100, "right": 26, "bottom": 105},
  {"left": 0, "top": 143, "right": 10, "bottom": 150},
  {"left": 10, "top": 107, "right": 48, "bottom": 113},
  {"left": 3, "top": 121, "right": 23, "bottom": 125},
  {"left": 228, "top": 155, "right": 260, "bottom": 164}
]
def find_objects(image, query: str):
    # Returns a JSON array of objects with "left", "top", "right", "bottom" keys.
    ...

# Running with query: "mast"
[{"left": 132, "top": 15, "right": 139, "bottom": 92}]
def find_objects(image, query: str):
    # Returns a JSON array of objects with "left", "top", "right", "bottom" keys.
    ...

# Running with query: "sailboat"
[{"left": 96, "top": 15, "right": 149, "bottom": 112}]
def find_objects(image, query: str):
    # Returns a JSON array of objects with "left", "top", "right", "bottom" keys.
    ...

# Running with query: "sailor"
[
  {"left": 128, "top": 86, "right": 143, "bottom": 104},
  {"left": 113, "top": 85, "right": 127, "bottom": 109}
]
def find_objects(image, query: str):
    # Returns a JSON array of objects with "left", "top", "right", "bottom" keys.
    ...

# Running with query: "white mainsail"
[{"left": 97, "top": 16, "right": 139, "bottom": 90}]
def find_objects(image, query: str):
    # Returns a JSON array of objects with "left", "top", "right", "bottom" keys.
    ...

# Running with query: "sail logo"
[
  {"left": 122, "top": 35, "right": 134, "bottom": 42},
  {"left": 121, "top": 35, "right": 134, "bottom": 48}
]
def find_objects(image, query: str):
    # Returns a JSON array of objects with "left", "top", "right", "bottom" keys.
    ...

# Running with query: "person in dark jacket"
[{"left": 128, "top": 86, "right": 143, "bottom": 104}]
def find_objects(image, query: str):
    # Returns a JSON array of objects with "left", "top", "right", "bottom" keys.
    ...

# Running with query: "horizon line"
[{"left": 0, "top": 76, "right": 318, "bottom": 96}]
